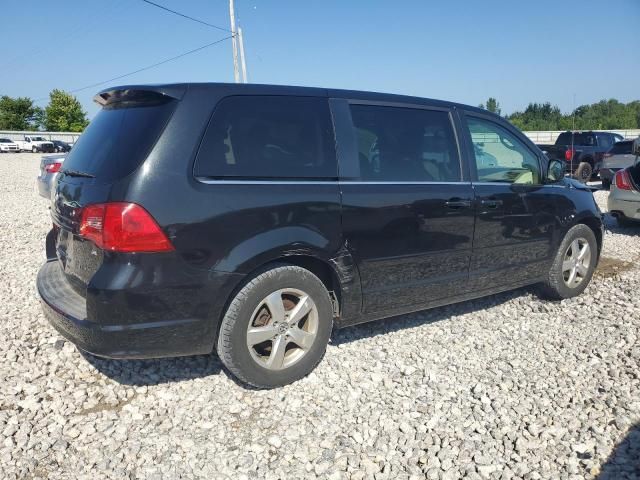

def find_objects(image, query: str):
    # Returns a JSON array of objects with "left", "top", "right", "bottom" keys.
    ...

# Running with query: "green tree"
[
  {"left": 479, "top": 98, "right": 502, "bottom": 115},
  {"left": 508, "top": 102, "right": 564, "bottom": 130},
  {"left": 43, "top": 89, "right": 89, "bottom": 132},
  {"left": 0, "top": 96, "right": 43, "bottom": 130},
  {"left": 507, "top": 99, "right": 640, "bottom": 131}
]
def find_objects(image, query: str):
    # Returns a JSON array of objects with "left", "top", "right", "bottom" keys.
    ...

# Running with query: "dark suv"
[{"left": 37, "top": 84, "right": 604, "bottom": 388}]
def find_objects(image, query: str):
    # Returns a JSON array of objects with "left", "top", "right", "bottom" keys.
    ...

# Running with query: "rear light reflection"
[
  {"left": 79, "top": 202, "right": 174, "bottom": 253},
  {"left": 614, "top": 169, "right": 634, "bottom": 191},
  {"left": 45, "top": 162, "right": 62, "bottom": 173},
  {"left": 564, "top": 149, "right": 574, "bottom": 161}
]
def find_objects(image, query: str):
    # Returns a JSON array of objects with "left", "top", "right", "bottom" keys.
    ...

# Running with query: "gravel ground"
[{"left": 1, "top": 152, "right": 639, "bottom": 480}]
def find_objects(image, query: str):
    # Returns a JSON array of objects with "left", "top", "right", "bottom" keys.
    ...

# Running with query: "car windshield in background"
[
  {"left": 609, "top": 141, "right": 632, "bottom": 154},
  {"left": 32, "top": 137, "right": 46, "bottom": 141},
  {"left": 0, "top": 139, "right": 12, "bottom": 143},
  {"left": 62, "top": 100, "right": 176, "bottom": 182},
  {"left": 556, "top": 132, "right": 592, "bottom": 146}
]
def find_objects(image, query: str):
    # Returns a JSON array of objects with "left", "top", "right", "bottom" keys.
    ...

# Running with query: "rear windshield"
[
  {"left": 62, "top": 99, "right": 176, "bottom": 182},
  {"left": 556, "top": 132, "right": 594, "bottom": 146},
  {"left": 609, "top": 141, "right": 632, "bottom": 154}
]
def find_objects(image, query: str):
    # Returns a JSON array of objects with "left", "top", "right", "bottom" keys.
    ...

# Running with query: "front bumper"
[{"left": 37, "top": 259, "right": 242, "bottom": 359}]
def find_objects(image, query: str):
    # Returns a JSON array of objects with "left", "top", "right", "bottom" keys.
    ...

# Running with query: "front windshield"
[
  {"left": 0, "top": 139, "right": 11, "bottom": 143},
  {"left": 32, "top": 137, "right": 46, "bottom": 141}
]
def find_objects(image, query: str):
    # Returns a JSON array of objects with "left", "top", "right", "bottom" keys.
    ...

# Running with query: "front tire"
[
  {"left": 32, "top": 146, "right": 37, "bottom": 153},
  {"left": 217, "top": 264, "right": 334, "bottom": 388},
  {"left": 539, "top": 224, "right": 597, "bottom": 300}
]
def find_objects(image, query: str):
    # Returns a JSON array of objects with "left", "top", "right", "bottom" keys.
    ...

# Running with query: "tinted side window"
[
  {"left": 468, "top": 117, "right": 541, "bottom": 184},
  {"left": 597, "top": 134, "right": 612, "bottom": 148},
  {"left": 195, "top": 96, "right": 336, "bottom": 179},
  {"left": 349, "top": 104, "right": 461, "bottom": 182}
]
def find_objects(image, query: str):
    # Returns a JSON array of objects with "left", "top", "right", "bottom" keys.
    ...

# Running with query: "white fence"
[
  {"left": 523, "top": 129, "right": 640, "bottom": 144},
  {"left": 1, "top": 129, "right": 639, "bottom": 148},
  {"left": 0, "top": 130, "right": 81, "bottom": 144}
]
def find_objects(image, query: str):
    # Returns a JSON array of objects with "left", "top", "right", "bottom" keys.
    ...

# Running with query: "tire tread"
[{"left": 217, "top": 264, "right": 332, "bottom": 388}]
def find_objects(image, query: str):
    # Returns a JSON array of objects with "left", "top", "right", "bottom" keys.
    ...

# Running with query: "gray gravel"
[{"left": 1, "top": 153, "right": 639, "bottom": 479}]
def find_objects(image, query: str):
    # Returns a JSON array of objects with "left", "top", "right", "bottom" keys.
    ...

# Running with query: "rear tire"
[
  {"left": 574, "top": 162, "right": 593, "bottom": 183},
  {"left": 217, "top": 264, "right": 334, "bottom": 388},
  {"left": 32, "top": 146, "right": 37, "bottom": 153},
  {"left": 539, "top": 224, "right": 597, "bottom": 300}
]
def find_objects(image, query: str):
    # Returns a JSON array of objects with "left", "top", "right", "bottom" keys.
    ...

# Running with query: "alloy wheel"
[
  {"left": 562, "top": 238, "right": 591, "bottom": 288},
  {"left": 246, "top": 288, "right": 319, "bottom": 370}
]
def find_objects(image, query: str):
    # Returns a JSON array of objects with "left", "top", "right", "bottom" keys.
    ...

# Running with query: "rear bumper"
[
  {"left": 37, "top": 259, "right": 243, "bottom": 359},
  {"left": 608, "top": 191, "right": 640, "bottom": 221},
  {"left": 36, "top": 175, "right": 52, "bottom": 199}
]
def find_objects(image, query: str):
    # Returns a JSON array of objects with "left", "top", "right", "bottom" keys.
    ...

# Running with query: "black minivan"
[{"left": 37, "top": 83, "right": 604, "bottom": 387}]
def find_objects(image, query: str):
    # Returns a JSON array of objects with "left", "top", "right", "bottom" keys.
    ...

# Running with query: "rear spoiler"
[{"left": 94, "top": 84, "right": 187, "bottom": 107}]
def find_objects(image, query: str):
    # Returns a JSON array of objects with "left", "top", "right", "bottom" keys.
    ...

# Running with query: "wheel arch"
[
  {"left": 215, "top": 249, "right": 362, "bottom": 341},
  {"left": 575, "top": 216, "right": 603, "bottom": 257}
]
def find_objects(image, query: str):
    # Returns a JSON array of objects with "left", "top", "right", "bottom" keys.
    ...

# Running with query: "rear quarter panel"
[{"left": 118, "top": 85, "right": 352, "bottom": 318}]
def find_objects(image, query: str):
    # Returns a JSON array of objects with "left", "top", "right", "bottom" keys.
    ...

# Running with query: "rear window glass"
[
  {"left": 61, "top": 99, "right": 176, "bottom": 182},
  {"left": 609, "top": 141, "right": 632, "bottom": 154},
  {"left": 555, "top": 132, "right": 595, "bottom": 146},
  {"left": 194, "top": 96, "right": 337, "bottom": 179}
]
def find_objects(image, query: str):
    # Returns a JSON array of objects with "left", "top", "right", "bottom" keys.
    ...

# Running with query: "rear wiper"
[{"left": 61, "top": 169, "right": 95, "bottom": 178}]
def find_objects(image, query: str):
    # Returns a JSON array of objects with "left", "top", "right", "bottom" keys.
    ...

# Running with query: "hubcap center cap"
[{"left": 277, "top": 323, "right": 288, "bottom": 334}]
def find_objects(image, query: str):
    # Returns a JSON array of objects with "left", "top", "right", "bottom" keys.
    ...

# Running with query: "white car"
[
  {"left": 0, "top": 138, "right": 19, "bottom": 153},
  {"left": 608, "top": 138, "right": 640, "bottom": 226},
  {"left": 600, "top": 138, "right": 638, "bottom": 189},
  {"left": 16, "top": 135, "right": 54, "bottom": 153}
]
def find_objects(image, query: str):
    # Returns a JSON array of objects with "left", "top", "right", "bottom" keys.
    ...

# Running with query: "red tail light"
[
  {"left": 614, "top": 169, "right": 634, "bottom": 191},
  {"left": 564, "top": 149, "right": 574, "bottom": 161},
  {"left": 45, "top": 162, "right": 62, "bottom": 173},
  {"left": 79, "top": 202, "right": 174, "bottom": 252}
]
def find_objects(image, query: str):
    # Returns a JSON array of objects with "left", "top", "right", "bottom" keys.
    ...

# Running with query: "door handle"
[
  {"left": 445, "top": 198, "right": 472, "bottom": 209},
  {"left": 480, "top": 199, "right": 503, "bottom": 209}
]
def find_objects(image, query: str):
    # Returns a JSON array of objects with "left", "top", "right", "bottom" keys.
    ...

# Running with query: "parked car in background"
[
  {"left": 17, "top": 135, "right": 54, "bottom": 153},
  {"left": 36, "top": 154, "right": 65, "bottom": 199},
  {"left": 0, "top": 138, "right": 19, "bottom": 153},
  {"left": 37, "top": 83, "right": 604, "bottom": 388},
  {"left": 537, "top": 131, "right": 624, "bottom": 182},
  {"left": 608, "top": 138, "right": 640, "bottom": 227},
  {"left": 600, "top": 139, "right": 636, "bottom": 189},
  {"left": 52, "top": 140, "right": 72, "bottom": 153}
]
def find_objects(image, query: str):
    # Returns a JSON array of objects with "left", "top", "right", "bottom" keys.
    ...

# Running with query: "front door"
[
  {"left": 462, "top": 113, "right": 557, "bottom": 291},
  {"left": 335, "top": 100, "right": 475, "bottom": 315}
]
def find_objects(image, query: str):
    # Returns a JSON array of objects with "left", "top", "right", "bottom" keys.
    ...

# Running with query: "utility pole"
[
  {"left": 238, "top": 26, "right": 248, "bottom": 83},
  {"left": 229, "top": 0, "right": 240, "bottom": 83}
]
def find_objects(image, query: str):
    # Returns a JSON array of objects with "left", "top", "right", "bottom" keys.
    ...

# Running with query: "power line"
[
  {"left": 33, "top": 36, "right": 233, "bottom": 103},
  {"left": 140, "top": 0, "right": 233, "bottom": 33}
]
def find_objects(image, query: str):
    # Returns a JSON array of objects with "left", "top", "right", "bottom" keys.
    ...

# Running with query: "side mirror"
[
  {"left": 633, "top": 137, "right": 640, "bottom": 156},
  {"left": 547, "top": 159, "right": 564, "bottom": 182}
]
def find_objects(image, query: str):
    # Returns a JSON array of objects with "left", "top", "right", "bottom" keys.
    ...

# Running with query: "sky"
[{"left": 1, "top": 0, "right": 638, "bottom": 119}]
